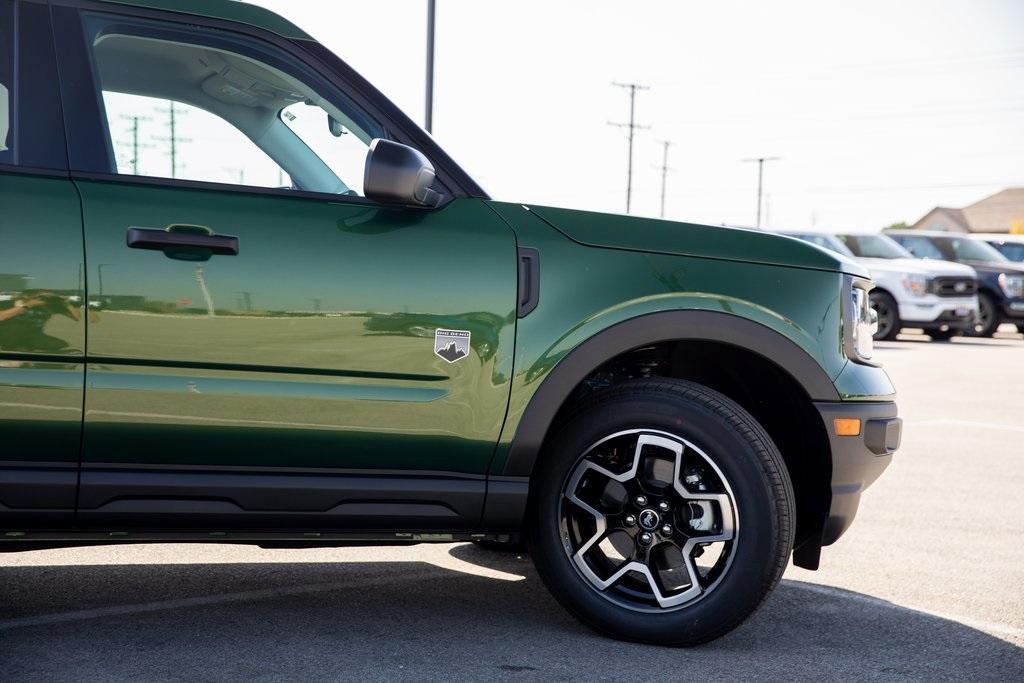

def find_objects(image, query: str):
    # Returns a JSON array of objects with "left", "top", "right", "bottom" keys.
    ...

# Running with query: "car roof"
[
  {"left": 973, "top": 233, "right": 1024, "bottom": 242},
  {"left": 885, "top": 230, "right": 983, "bottom": 238},
  {"left": 96, "top": 0, "right": 313, "bottom": 40}
]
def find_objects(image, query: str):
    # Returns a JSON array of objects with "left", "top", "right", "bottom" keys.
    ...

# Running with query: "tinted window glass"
[
  {"left": 80, "top": 13, "right": 385, "bottom": 195},
  {"left": 935, "top": 236, "right": 1008, "bottom": 262},
  {"left": 892, "top": 235, "right": 944, "bottom": 259},
  {"left": 102, "top": 91, "right": 288, "bottom": 189},
  {"left": 788, "top": 233, "right": 854, "bottom": 257},
  {"left": 0, "top": 0, "right": 13, "bottom": 165},
  {"left": 838, "top": 234, "right": 913, "bottom": 259},
  {"left": 990, "top": 241, "right": 1024, "bottom": 262}
]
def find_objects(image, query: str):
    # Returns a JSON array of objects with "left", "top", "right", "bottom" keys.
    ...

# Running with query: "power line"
[
  {"left": 741, "top": 156, "right": 782, "bottom": 228},
  {"left": 609, "top": 82, "right": 650, "bottom": 214}
]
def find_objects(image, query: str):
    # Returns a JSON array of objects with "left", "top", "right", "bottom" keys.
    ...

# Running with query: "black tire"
[
  {"left": 928, "top": 329, "right": 959, "bottom": 341},
  {"left": 870, "top": 290, "right": 900, "bottom": 341},
  {"left": 968, "top": 292, "right": 999, "bottom": 338},
  {"left": 1016, "top": 324, "right": 1024, "bottom": 334},
  {"left": 527, "top": 378, "right": 794, "bottom": 646}
]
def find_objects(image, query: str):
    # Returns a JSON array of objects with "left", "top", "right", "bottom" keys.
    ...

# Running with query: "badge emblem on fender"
[{"left": 434, "top": 328, "right": 471, "bottom": 363}]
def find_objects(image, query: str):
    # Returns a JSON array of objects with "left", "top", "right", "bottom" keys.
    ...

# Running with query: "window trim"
[
  {"left": 0, "top": 0, "right": 70, "bottom": 174},
  {"left": 50, "top": 0, "right": 480, "bottom": 206}
]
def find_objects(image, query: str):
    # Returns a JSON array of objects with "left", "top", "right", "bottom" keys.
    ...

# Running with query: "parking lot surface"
[{"left": 1, "top": 328, "right": 1022, "bottom": 681}]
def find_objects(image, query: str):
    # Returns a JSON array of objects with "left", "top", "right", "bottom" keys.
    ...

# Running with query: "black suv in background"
[{"left": 887, "top": 231, "right": 1024, "bottom": 337}]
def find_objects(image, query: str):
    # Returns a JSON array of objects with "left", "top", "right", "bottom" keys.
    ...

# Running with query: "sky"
[{"left": 242, "top": 2, "right": 1021, "bottom": 230}]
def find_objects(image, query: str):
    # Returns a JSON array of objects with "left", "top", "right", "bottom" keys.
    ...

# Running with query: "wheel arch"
[
  {"left": 502, "top": 310, "right": 838, "bottom": 569},
  {"left": 504, "top": 310, "right": 838, "bottom": 478}
]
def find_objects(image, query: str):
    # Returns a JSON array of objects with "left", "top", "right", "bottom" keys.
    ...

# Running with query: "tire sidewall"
[
  {"left": 972, "top": 292, "right": 999, "bottom": 337},
  {"left": 870, "top": 291, "right": 900, "bottom": 341},
  {"left": 529, "top": 386, "right": 791, "bottom": 644}
]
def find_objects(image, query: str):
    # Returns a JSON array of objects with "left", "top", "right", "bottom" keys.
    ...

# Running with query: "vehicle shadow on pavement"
[{"left": 0, "top": 544, "right": 1020, "bottom": 681}]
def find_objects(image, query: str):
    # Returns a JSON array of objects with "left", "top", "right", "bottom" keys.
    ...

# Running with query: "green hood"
[{"left": 525, "top": 205, "right": 867, "bottom": 276}]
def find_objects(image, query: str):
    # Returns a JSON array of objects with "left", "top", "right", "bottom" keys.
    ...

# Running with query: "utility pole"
[
  {"left": 655, "top": 140, "right": 673, "bottom": 219},
  {"left": 609, "top": 82, "right": 650, "bottom": 214},
  {"left": 223, "top": 167, "right": 245, "bottom": 185},
  {"left": 119, "top": 114, "right": 151, "bottom": 175},
  {"left": 425, "top": 0, "right": 436, "bottom": 133},
  {"left": 96, "top": 264, "right": 113, "bottom": 297},
  {"left": 235, "top": 291, "right": 256, "bottom": 313},
  {"left": 154, "top": 101, "right": 191, "bottom": 179},
  {"left": 741, "top": 156, "right": 781, "bottom": 228}
]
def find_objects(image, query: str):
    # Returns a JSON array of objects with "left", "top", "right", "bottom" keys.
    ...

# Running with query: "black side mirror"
[{"left": 364, "top": 139, "right": 442, "bottom": 208}]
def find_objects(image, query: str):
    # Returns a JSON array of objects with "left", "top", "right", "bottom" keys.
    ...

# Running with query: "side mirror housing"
[{"left": 364, "top": 139, "right": 442, "bottom": 208}]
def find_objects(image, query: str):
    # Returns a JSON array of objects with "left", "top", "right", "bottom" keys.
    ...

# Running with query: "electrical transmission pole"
[
  {"left": 425, "top": 0, "right": 436, "bottom": 133},
  {"left": 741, "top": 156, "right": 781, "bottom": 228},
  {"left": 609, "top": 82, "right": 650, "bottom": 214},
  {"left": 655, "top": 140, "right": 673, "bottom": 219},
  {"left": 154, "top": 101, "right": 191, "bottom": 179},
  {"left": 119, "top": 114, "right": 151, "bottom": 175}
]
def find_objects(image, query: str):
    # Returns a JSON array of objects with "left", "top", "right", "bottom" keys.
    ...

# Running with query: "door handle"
[{"left": 126, "top": 226, "right": 239, "bottom": 257}]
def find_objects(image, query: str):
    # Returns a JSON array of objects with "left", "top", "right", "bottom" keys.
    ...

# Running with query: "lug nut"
[
  {"left": 657, "top": 501, "right": 670, "bottom": 513},
  {"left": 638, "top": 532, "right": 653, "bottom": 545},
  {"left": 661, "top": 524, "right": 673, "bottom": 535},
  {"left": 634, "top": 495, "right": 648, "bottom": 507},
  {"left": 624, "top": 514, "right": 637, "bottom": 527}
]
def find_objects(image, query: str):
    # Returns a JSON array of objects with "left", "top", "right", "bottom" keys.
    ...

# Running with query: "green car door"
[
  {"left": 0, "top": 1, "right": 84, "bottom": 528},
  {"left": 54, "top": 5, "right": 517, "bottom": 529}
]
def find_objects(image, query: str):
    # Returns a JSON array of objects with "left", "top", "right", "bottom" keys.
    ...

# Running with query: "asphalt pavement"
[{"left": 1, "top": 326, "right": 1022, "bottom": 681}]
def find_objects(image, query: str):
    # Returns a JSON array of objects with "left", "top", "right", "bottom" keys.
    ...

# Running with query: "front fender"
[{"left": 499, "top": 308, "right": 839, "bottom": 477}]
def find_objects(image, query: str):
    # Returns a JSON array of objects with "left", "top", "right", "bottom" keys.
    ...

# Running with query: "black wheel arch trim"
[{"left": 503, "top": 310, "right": 840, "bottom": 477}]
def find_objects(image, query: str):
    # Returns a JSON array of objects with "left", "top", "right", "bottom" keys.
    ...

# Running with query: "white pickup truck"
[{"left": 780, "top": 231, "right": 979, "bottom": 341}]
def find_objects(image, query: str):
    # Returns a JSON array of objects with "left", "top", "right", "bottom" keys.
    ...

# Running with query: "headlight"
[
  {"left": 901, "top": 273, "right": 929, "bottom": 297},
  {"left": 998, "top": 273, "right": 1024, "bottom": 298},
  {"left": 843, "top": 276, "right": 875, "bottom": 364}
]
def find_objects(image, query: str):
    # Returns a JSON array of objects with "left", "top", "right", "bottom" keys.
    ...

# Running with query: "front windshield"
[
  {"left": 784, "top": 233, "right": 855, "bottom": 257},
  {"left": 991, "top": 241, "right": 1024, "bottom": 262},
  {"left": 936, "top": 236, "right": 1009, "bottom": 262},
  {"left": 838, "top": 234, "right": 912, "bottom": 259}
]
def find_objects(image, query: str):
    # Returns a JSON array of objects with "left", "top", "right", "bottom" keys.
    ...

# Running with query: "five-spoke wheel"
[
  {"left": 529, "top": 378, "right": 794, "bottom": 645},
  {"left": 560, "top": 430, "right": 737, "bottom": 611}
]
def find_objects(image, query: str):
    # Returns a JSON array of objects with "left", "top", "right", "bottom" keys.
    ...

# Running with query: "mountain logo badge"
[{"left": 434, "top": 328, "right": 471, "bottom": 363}]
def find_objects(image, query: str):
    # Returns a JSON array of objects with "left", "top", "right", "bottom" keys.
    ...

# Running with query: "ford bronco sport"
[{"left": 0, "top": 0, "right": 901, "bottom": 645}]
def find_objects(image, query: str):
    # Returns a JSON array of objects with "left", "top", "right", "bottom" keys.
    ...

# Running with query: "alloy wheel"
[{"left": 559, "top": 429, "right": 738, "bottom": 612}]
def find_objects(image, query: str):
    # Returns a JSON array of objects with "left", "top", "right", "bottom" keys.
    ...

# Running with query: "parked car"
[
  {"left": 887, "top": 231, "right": 1024, "bottom": 337},
  {"left": 779, "top": 231, "right": 978, "bottom": 341},
  {"left": 973, "top": 233, "right": 1024, "bottom": 263},
  {"left": 0, "top": 0, "right": 901, "bottom": 646}
]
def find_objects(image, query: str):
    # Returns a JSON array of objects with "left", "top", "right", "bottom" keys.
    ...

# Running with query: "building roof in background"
[{"left": 911, "top": 188, "right": 1024, "bottom": 234}]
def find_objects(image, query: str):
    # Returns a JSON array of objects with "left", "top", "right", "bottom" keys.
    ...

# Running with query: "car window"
[
  {"left": 80, "top": 13, "right": 385, "bottom": 195},
  {"left": 990, "top": 241, "right": 1024, "bottom": 262},
  {"left": 936, "top": 236, "right": 1008, "bottom": 262},
  {"left": 838, "top": 234, "right": 912, "bottom": 259},
  {"left": 0, "top": 0, "right": 13, "bottom": 165},
  {"left": 102, "top": 91, "right": 289, "bottom": 188},
  {"left": 891, "top": 235, "right": 944, "bottom": 259},
  {"left": 784, "top": 233, "right": 855, "bottom": 257}
]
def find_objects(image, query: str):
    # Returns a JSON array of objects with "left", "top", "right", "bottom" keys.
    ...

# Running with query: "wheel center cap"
[{"left": 638, "top": 508, "right": 661, "bottom": 531}]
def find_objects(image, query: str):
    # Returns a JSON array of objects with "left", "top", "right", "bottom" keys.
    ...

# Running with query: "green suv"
[{"left": 0, "top": 0, "right": 901, "bottom": 645}]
